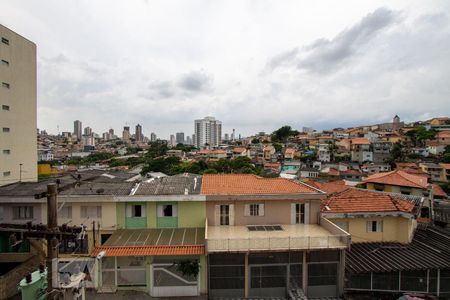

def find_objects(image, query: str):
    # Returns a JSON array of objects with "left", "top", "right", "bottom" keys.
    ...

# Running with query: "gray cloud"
[
  {"left": 178, "top": 71, "right": 213, "bottom": 92},
  {"left": 268, "top": 8, "right": 399, "bottom": 74}
]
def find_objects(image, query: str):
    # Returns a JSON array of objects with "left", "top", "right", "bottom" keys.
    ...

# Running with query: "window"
[
  {"left": 2, "top": 82, "right": 10, "bottom": 88},
  {"left": 130, "top": 204, "right": 146, "bottom": 217},
  {"left": 0, "top": 206, "right": 4, "bottom": 220},
  {"left": 3, "top": 171, "right": 11, "bottom": 176},
  {"left": 80, "top": 206, "right": 102, "bottom": 218},
  {"left": 59, "top": 206, "right": 72, "bottom": 219},
  {"left": 13, "top": 206, "right": 34, "bottom": 219},
  {"left": 157, "top": 204, "right": 177, "bottom": 217},
  {"left": 3, "top": 150, "right": 10, "bottom": 155},
  {"left": 246, "top": 203, "right": 264, "bottom": 217},
  {"left": 220, "top": 205, "right": 230, "bottom": 225},
  {"left": 2, "top": 105, "right": 9, "bottom": 111},
  {"left": 2, "top": 128, "right": 10, "bottom": 133},
  {"left": 373, "top": 183, "right": 384, "bottom": 191},
  {"left": 1, "top": 60, "right": 8, "bottom": 66},
  {"left": 1, "top": 37, "right": 9, "bottom": 45},
  {"left": 367, "top": 220, "right": 383, "bottom": 232},
  {"left": 296, "top": 203, "right": 305, "bottom": 224}
]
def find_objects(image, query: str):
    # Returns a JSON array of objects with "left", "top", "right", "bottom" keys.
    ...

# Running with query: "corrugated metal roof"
[
  {"left": 134, "top": 174, "right": 202, "bottom": 195},
  {"left": 346, "top": 225, "right": 450, "bottom": 273},
  {"left": 92, "top": 245, "right": 204, "bottom": 257},
  {"left": 102, "top": 228, "right": 205, "bottom": 247}
]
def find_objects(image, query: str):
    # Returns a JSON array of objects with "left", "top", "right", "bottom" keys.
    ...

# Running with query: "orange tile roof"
[
  {"left": 322, "top": 188, "right": 415, "bottom": 214},
  {"left": 432, "top": 184, "right": 448, "bottom": 198},
  {"left": 351, "top": 138, "right": 370, "bottom": 145},
  {"left": 440, "top": 163, "right": 450, "bottom": 170},
  {"left": 284, "top": 148, "right": 296, "bottom": 154},
  {"left": 201, "top": 174, "right": 319, "bottom": 195},
  {"left": 313, "top": 180, "right": 350, "bottom": 195},
  {"left": 327, "top": 168, "right": 340, "bottom": 176},
  {"left": 92, "top": 245, "right": 204, "bottom": 257},
  {"left": 233, "top": 147, "right": 247, "bottom": 153},
  {"left": 362, "top": 170, "right": 428, "bottom": 189}
]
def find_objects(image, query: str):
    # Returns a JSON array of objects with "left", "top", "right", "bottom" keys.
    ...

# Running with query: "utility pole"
[
  {"left": 19, "top": 163, "right": 23, "bottom": 182},
  {"left": 46, "top": 183, "right": 58, "bottom": 299}
]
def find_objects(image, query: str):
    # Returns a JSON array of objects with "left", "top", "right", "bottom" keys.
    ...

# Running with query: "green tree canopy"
[{"left": 271, "top": 126, "right": 299, "bottom": 142}]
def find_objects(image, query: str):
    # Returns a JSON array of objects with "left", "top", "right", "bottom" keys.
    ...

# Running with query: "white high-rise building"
[
  {"left": 0, "top": 25, "right": 37, "bottom": 185},
  {"left": 150, "top": 132, "right": 157, "bottom": 142},
  {"left": 194, "top": 116, "right": 222, "bottom": 149}
]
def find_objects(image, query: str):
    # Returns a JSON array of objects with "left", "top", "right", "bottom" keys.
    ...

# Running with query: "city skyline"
[{"left": 2, "top": 1, "right": 450, "bottom": 137}]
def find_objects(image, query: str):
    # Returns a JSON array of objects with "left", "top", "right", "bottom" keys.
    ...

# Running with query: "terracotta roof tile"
[
  {"left": 316, "top": 180, "right": 350, "bottom": 195},
  {"left": 201, "top": 174, "right": 319, "bottom": 195},
  {"left": 322, "top": 188, "right": 415, "bottom": 214},
  {"left": 362, "top": 170, "right": 428, "bottom": 189},
  {"left": 92, "top": 245, "right": 204, "bottom": 257},
  {"left": 432, "top": 184, "right": 448, "bottom": 198},
  {"left": 351, "top": 138, "right": 370, "bottom": 145}
]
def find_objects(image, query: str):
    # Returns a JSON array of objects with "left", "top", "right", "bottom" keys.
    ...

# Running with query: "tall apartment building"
[
  {"left": 176, "top": 132, "right": 185, "bottom": 144},
  {"left": 74, "top": 120, "right": 82, "bottom": 141},
  {"left": 135, "top": 124, "right": 143, "bottom": 142},
  {"left": 0, "top": 25, "right": 37, "bottom": 185},
  {"left": 194, "top": 116, "right": 222, "bottom": 148},
  {"left": 150, "top": 132, "right": 157, "bottom": 142},
  {"left": 122, "top": 126, "right": 130, "bottom": 141},
  {"left": 83, "top": 126, "right": 92, "bottom": 136}
]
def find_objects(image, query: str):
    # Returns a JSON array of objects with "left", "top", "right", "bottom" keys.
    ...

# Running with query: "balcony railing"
[
  {"left": 207, "top": 234, "right": 349, "bottom": 252},
  {"left": 206, "top": 218, "right": 350, "bottom": 252}
]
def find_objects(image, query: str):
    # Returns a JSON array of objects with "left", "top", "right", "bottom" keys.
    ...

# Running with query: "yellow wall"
[
  {"left": 329, "top": 216, "right": 415, "bottom": 243},
  {"left": 365, "top": 183, "right": 424, "bottom": 196},
  {"left": 37, "top": 164, "right": 59, "bottom": 175},
  {"left": 0, "top": 25, "right": 37, "bottom": 185}
]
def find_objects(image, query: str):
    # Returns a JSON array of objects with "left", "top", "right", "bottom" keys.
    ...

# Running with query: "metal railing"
[{"left": 207, "top": 233, "right": 349, "bottom": 252}]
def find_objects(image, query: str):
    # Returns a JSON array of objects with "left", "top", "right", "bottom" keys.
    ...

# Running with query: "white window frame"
[
  {"left": 367, "top": 220, "right": 383, "bottom": 232},
  {"left": 245, "top": 203, "right": 265, "bottom": 217},
  {"left": 157, "top": 204, "right": 177, "bottom": 217}
]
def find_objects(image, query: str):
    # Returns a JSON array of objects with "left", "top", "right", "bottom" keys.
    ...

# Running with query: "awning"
[{"left": 92, "top": 228, "right": 205, "bottom": 257}]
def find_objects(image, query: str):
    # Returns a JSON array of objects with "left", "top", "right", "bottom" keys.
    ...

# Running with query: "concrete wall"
[
  {"left": 206, "top": 199, "right": 320, "bottom": 226},
  {"left": 328, "top": 216, "right": 414, "bottom": 243},
  {"left": 0, "top": 24, "right": 37, "bottom": 185}
]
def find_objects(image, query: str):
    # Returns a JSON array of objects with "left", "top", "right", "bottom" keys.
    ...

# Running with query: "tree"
[
  {"left": 203, "top": 168, "right": 218, "bottom": 174},
  {"left": 406, "top": 126, "right": 437, "bottom": 147},
  {"left": 146, "top": 141, "right": 168, "bottom": 159},
  {"left": 386, "top": 141, "right": 403, "bottom": 168},
  {"left": 251, "top": 138, "right": 260, "bottom": 144},
  {"left": 443, "top": 153, "right": 450, "bottom": 163},
  {"left": 272, "top": 142, "right": 283, "bottom": 153},
  {"left": 271, "top": 126, "right": 299, "bottom": 142}
]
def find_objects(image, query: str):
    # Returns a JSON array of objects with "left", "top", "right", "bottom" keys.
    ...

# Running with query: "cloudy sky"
[{"left": 1, "top": 0, "right": 449, "bottom": 139}]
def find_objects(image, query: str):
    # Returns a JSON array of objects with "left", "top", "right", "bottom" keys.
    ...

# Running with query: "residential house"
[
  {"left": 339, "top": 169, "right": 363, "bottom": 182},
  {"left": 232, "top": 147, "right": 249, "bottom": 158},
  {"left": 298, "top": 167, "right": 319, "bottom": 179},
  {"left": 321, "top": 188, "right": 419, "bottom": 243},
  {"left": 94, "top": 174, "right": 207, "bottom": 297},
  {"left": 427, "top": 142, "right": 446, "bottom": 155},
  {"left": 359, "top": 170, "right": 429, "bottom": 197},
  {"left": 371, "top": 141, "right": 392, "bottom": 163},
  {"left": 202, "top": 174, "right": 350, "bottom": 298},
  {"left": 197, "top": 149, "right": 227, "bottom": 160},
  {"left": 435, "top": 130, "right": 450, "bottom": 145},
  {"left": 419, "top": 163, "right": 443, "bottom": 182},
  {"left": 361, "top": 163, "right": 391, "bottom": 175},
  {"left": 440, "top": 163, "right": 450, "bottom": 182},
  {"left": 350, "top": 138, "right": 372, "bottom": 163},
  {"left": 318, "top": 143, "right": 331, "bottom": 162},
  {"left": 284, "top": 147, "right": 296, "bottom": 160},
  {"left": 263, "top": 145, "right": 276, "bottom": 162}
]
